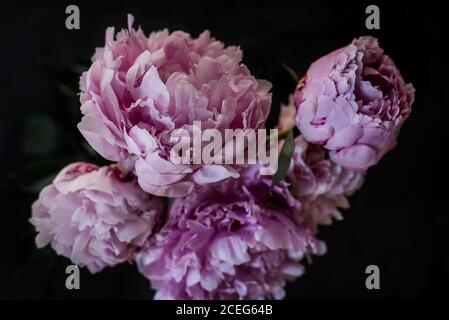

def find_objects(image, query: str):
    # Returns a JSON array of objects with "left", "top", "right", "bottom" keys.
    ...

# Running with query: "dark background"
[{"left": 0, "top": 0, "right": 446, "bottom": 299}]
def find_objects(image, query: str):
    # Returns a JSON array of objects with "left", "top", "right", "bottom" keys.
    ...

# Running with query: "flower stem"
[{"left": 268, "top": 126, "right": 295, "bottom": 141}]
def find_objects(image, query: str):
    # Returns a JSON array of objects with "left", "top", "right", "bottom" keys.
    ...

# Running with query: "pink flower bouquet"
[{"left": 30, "top": 15, "right": 414, "bottom": 300}]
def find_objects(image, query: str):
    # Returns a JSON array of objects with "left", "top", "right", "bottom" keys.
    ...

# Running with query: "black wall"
[{"left": 0, "top": 0, "right": 446, "bottom": 299}]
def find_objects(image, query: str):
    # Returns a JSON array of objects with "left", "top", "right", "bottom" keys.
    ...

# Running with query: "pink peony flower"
[
  {"left": 277, "top": 99, "right": 363, "bottom": 229},
  {"left": 78, "top": 15, "right": 272, "bottom": 197},
  {"left": 29, "top": 162, "right": 164, "bottom": 273},
  {"left": 295, "top": 36, "right": 414, "bottom": 171},
  {"left": 136, "top": 167, "right": 325, "bottom": 300},
  {"left": 288, "top": 136, "right": 364, "bottom": 229}
]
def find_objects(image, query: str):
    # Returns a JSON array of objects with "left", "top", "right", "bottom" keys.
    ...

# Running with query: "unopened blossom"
[{"left": 295, "top": 36, "right": 414, "bottom": 171}]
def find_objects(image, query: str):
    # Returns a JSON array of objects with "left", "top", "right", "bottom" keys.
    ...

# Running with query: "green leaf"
[
  {"left": 2, "top": 156, "right": 75, "bottom": 193},
  {"left": 69, "top": 63, "right": 88, "bottom": 75},
  {"left": 271, "top": 130, "right": 295, "bottom": 188},
  {"left": 282, "top": 62, "right": 299, "bottom": 83},
  {"left": 22, "top": 115, "right": 59, "bottom": 156},
  {"left": 19, "top": 172, "right": 58, "bottom": 194}
]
